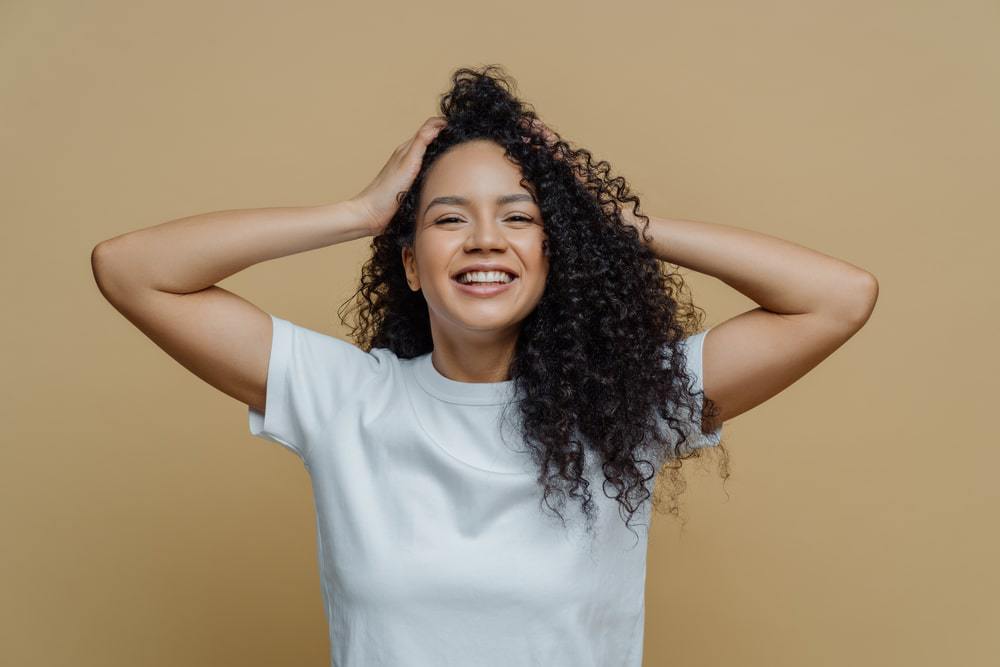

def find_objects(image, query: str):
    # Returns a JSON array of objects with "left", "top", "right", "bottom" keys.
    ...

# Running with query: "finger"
[
  {"left": 403, "top": 125, "right": 443, "bottom": 164},
  {"left": 521, "top": 117, "right": 557, "bottom": 147},
  {"left": 421, "top": 116, "right": 447, "bottom": 133},
  {"left": 397, "top": 118, "right": 444, "bottom": 153},
  {"left": 395, "top": 137, "right": 414, "bottom": 156},
  {"left": 416, "top": 120, "right": 446, "bottom": 145},
  {"left": 536, "top": 121, "right": 557, "bottom": 145}
]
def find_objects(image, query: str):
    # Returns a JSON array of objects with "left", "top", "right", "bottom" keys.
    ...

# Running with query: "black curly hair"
[{"left": 338, "top": 64, "right": 730, "bottom": 540}]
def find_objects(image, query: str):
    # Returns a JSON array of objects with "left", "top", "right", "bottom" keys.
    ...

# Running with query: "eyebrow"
[{"left": 423, "top": 193, "right": 537, "bottom": 218}]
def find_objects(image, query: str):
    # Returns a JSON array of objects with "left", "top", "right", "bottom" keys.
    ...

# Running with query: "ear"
[{"left": 401, "top": 244, "right": 420, "bottom": 291}]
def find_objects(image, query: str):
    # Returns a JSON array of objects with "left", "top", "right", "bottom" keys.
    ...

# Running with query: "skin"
[
  {"left": 401, "top": 139, "right": 549, "bottom": 384},
  {"left": 92, "top": 114, "right": 878, "bottom": 432}
]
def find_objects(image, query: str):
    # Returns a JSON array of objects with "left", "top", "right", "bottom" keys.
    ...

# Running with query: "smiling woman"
[
  {"left": 343, "top": 64, "right": 727, "bottom": 534},
  {"left": 308, "top": 69, "right": 730, "bottom": 665},
  {"left": 93, "top": 62, "right": 731, "bottom": 667},
  {"left": 93, "top": 55, "right": 879, "bottom": 666}
]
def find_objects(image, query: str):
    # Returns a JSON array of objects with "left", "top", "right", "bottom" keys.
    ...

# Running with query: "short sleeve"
[
  {"left": 678, "top": 327, "right": 723, "bottom": 450},
  {"left": 248, "top": 314, "right": 386, "bottom": 460}
]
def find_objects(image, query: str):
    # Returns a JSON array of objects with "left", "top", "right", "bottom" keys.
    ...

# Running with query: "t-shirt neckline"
[{"left": 412, "top": 351, "right": 517, "bottom": 406}]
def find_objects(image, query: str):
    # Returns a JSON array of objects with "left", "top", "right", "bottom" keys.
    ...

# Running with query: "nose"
[{"left": 462, "top": 217, "right": 510, "bottom": 253}]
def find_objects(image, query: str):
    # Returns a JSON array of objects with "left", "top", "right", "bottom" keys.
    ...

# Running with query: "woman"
[{"left": 91, "top": 65, "right": 878, "bottom": 666}]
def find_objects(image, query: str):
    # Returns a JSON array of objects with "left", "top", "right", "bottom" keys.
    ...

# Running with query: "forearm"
[
  {"left": 623, "top": 211, "right": 877, "bottom": 320},
  {"left": 93, "top": 200, "right": 370, "bottom": 295}
]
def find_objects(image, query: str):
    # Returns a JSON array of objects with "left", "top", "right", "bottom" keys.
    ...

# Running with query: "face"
[{"left": 402, "top": 139, "right": 550, "bottom": 344}]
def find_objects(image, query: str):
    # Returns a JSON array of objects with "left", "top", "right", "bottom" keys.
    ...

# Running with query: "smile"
[{"left": 450, "top": 275, "right": 519, "bottom": 297}]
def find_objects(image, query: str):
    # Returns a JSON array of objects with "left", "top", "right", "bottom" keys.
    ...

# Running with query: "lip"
[
  {"left": 450, "top": 264, "right": 519, "bottom": 279},
  {"left": 451, "top": 275, "right": 519, "bottom": 298}
]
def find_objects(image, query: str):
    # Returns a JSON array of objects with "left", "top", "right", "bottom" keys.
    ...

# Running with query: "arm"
[
  {"left": 93, "top": 202, "right": 371, "bottom": 296},
  {"left": 622, "top": 210, "right": 879, "bottom": 426},
  {"left": 91, "top": 201, "right": 372, "bottom": 413},
  {"left": 90, "top": 116, "right": 445, "bottom": 413},
  {"left": 520, "top": 116, "right": 876, "bottom": 427},
  {"left": 91, "top": 115, "right": 447, "bottom": 417}
]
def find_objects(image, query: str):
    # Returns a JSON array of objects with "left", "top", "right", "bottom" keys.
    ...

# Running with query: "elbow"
[
  {"left": 91, "top": 242, "right": 109, "bottom": 286},
  {"left": 818, "top": 271, "right": 878, "bottom": 332},
  {"left": 844, "top": 271, "right": 879, "bottom": 329},
  {"left": 91, "top": 240, "right": 134, "bottom": 304},
  {"left": 91, "top": 241, "right": 119, "bottom": 286},
  {"left": 91, "top": 242, "right": 117, "bottom": 302}
]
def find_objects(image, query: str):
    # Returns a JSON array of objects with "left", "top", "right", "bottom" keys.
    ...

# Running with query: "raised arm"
[
  {"left": 90, "top": 201, "right": 373, "bottom": 412},
  {"left": 622, "top": 210, "right": 879, "bottom": 428},
  {"left": 519, "top": 115, "right": 878, "bottom": 429},
  {"left": 90, "top": 115, "right": 447, "bottom": 415}
]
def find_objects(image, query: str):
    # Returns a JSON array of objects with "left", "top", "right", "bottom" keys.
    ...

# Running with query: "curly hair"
[{"left": 337, "top": 64, "right": 730, "bottom": 540}]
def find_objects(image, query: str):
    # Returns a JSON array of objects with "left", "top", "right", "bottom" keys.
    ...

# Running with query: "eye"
[{"left": 435, "top": 215, "right": 534, "bottom": 225}]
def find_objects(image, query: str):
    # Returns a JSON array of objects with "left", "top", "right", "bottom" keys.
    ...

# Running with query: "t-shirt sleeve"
[
  {"left": 678, "top": 327, "right": 723, "bottom": 450},
  {"left": 247, "top": 313, "right": 385, "bottom": 460}
]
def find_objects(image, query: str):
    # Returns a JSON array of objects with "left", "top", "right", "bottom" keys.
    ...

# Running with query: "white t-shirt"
[{"left": 248, "top": 314, "right": 721, "bottom": 666}]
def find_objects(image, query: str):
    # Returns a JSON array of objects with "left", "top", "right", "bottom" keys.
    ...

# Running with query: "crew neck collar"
[{"left": 412, "top": 351, "right": 518, "bottom": 406}]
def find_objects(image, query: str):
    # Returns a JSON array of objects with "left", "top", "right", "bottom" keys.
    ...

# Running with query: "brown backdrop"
[{"left": 2, "top": 1, "right": 996, "bottom": 664}]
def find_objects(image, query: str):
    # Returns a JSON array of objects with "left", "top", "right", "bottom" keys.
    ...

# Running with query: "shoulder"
[{"left": 272, "top": 315, "right": 399, "bottom": 387}]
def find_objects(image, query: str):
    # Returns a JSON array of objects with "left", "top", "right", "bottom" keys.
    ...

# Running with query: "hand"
[
  {"left": 348, "top": 116, "right": 448, "bottom": 237},
  {"left": 521, "top": 116, "right": 640, "bottom": 229},
  {"left": 520, "top": 116, "right": 580, "bottom": 182},
  {"left": 519, "top": 117, "right": 561, "bottom": 155}
]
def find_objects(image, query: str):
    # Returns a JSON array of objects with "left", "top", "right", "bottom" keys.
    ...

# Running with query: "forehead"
[{"left": 420, "top": 140, "right": 535, "bottom": 203}]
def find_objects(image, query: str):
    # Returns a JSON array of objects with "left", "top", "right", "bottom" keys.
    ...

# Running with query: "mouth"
[{"left": 450, "top": 273, "right": 519, "bottom": 297}]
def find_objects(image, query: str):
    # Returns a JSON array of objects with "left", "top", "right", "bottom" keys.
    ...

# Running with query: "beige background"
[{"left": 2, "top": 1, "right": 996, "bottom": 665}]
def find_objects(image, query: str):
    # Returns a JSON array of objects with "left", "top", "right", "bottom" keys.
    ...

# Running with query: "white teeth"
[{"left": 457, "top": 270, "right": 514, "bottom": 284}]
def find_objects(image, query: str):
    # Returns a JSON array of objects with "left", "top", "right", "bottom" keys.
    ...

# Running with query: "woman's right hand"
[{"left": 347, "top": 116, "right": 448, "bottom": 237}]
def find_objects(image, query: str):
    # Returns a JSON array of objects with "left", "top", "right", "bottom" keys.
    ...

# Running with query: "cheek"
[{"left": 414, "top": 243, "right": 448, "bottom": 277}]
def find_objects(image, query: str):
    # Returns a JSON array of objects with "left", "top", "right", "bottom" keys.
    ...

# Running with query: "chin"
[{"left": 448, "top": 312, "right": 523, "bottom": 333}]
